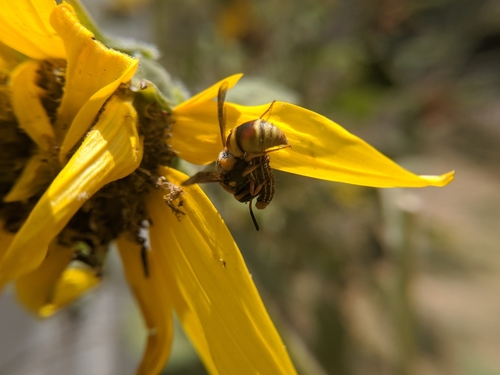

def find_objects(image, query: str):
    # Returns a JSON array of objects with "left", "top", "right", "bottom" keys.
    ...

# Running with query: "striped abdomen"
[{"left": 226, "top": 119, "right": 288, "bottom": 158}]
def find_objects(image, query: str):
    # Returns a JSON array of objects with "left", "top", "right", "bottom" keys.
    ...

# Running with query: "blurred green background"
[{"left": 1, "top": 0, "right": 500, "bottom": 374}]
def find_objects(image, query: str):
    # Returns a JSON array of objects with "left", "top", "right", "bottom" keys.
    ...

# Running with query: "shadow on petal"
[{"left": 10, "top": 60, "right": 57, "bottom": 152}]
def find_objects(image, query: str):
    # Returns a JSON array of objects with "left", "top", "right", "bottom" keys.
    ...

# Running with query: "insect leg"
[
  {"left": 253, "top": 181, "right": 265, "bottom": 195},
  {"left": 244, "top": 152, "right": 267, "bottom": 162},
  {"left": 259, "top": 100, "right": 277, "bottom": 120},
  {"left": 242, "top": 163, "right": 261, "bottom": 177},
  {"left": 234, "top": 188, "right": 251, "bottom": 201},
  {"left": 182, "top": 171, "right": 222, "bottom": 186},
  {"left": 244, "top": 145, "right": 292, "bottom": 162},
  {"left": 249, "top": 178, "right": 255, "bottom": 196}
]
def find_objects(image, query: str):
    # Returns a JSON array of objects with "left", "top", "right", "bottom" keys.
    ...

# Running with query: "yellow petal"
[
  {"left": 258, "top": 102, "right": 455, "bottom": 187},
  {"left": 0, "top": 41, "right": 21, "bottom": 74},
  {"left": 50, "top": 4, "right": 138, "bottom": 148},
  {"left": 14, "top": 241, "right": 98, "bottom": 317},
  {"left": 171, "top": 74, "right": 242, "bottom": 164},
  {"left": 175, "top": 73, "right": 243, "bottom": 111},
  {"left": 173, "top": 95, "right": 454, "bottom": 187},
  {"left": 0, "top": 96, "right": 142, "bottom": 284},
  {"left": 39, "top": 267, "right": 100, "bottom": 318},
  {"left": 3, "top": 152, "right": 53, "bottom": 202},
  {"left": 0, "top": 222, "right": 16, "bottom": 264},
  {"left": 0, "top": 0, "right": 65, "bottom": 59},
  {"left": 15, "top": 242, "right": 72, "bottom": 314},
  {"left": 10, "top": 60, "right": 57, "bottom": 152},
  {"left": 147, "top": 167, "right": 297, "bottom": 375},
  {"left": 116, "top": 237, "right": 174, "bottom": 375}
]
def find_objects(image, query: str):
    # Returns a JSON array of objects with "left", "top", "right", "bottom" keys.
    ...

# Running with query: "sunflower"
[{"left": 0, "top": 1, "right": 454, "bottom": 374}]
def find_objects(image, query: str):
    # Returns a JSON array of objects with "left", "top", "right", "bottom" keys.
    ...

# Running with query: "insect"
[{"left": 182, "top": 82, "right": 290, "bottom": 230}]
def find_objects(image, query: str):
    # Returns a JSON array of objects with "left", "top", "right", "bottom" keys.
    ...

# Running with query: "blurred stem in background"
[{"left": 380, "top": 189, "right": 420, "bottom": 375}]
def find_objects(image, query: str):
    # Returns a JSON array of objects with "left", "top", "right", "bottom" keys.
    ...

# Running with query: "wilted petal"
[
  {"left": 146, "top": 167, "right": 297, "bottom": 375},
  {"left": 0, "top": 96, "right": 142, "bottom": 284},
  {"left": 0, "top": 0, "right": 65, "bottom": 60},
  {"left": 10, "top": 60, "right": 57, "bottom": 152},
  {"left": 15, "top": 241, "right": 99, "bottom": 317},
  {"left": 116, "top": 237, "right": 173, "bottom": 375},
  {"left": 50, "top": 3, "right": 138, "bottom": 152}
]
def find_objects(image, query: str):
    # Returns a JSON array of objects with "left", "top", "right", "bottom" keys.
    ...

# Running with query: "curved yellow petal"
[
  {"left": 50, "top": 4, "right": 138, "bottom": 147},
  {"left": 175, "top": 73, "right": 243, "bottom": 111},
  {"left": 146, "top": 167, "right": 297, "bottom": 375},
  {"left": 0, "top": 96, "right": 142, "bottom": 284},
  {"left": 39, "top": 267, "right": 100, "bottom": 318},
  {"left": 172, "top": 95, "right": 454, "bottom": 187},
  {"left": 10, "top": 60, "right": 57, "bottom": 151},
  {"left": 116, "top": 237, "right": 173, "bottom": 375},
  {"left": 15, "top": 242, "right": 72, "bottom": 314},
  {"left": 3, "top": 152, "right": 53, "bottom": 202},
  {"left": 171, "top": 74, "right": 242, "bottom": 163},
  {"left": 0, "top": 0, "right": 65, "bottom": 60},
  {"left": 14, "top": 241, "right": 98, "bottom": 317}
]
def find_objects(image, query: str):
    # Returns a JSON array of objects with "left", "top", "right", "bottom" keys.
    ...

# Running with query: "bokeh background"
[{"left": 1, "top": 0, "right": 500, "bottom": 374}]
